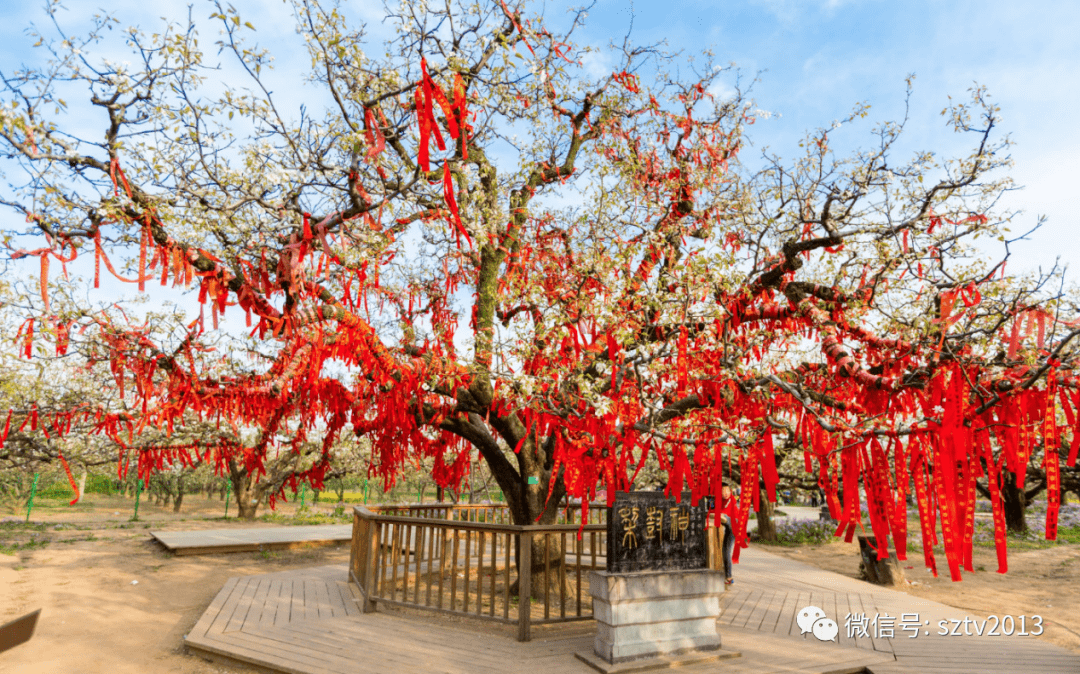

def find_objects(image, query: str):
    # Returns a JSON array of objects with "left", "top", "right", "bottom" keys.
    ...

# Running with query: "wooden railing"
[
  {"left": 363, "top": 502, "right": 608, "bottom": 525},
  {"left": 350, "top": 504, "right": 608, "bottom": 641}
]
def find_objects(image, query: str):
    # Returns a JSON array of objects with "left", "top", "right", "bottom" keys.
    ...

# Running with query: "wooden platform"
[
  {"left": 721, "top": 546, "right": 1080, "bottom": 673},
  {"left": 183, "top": 548, "right": 1080, "bottom": 673},
  {"left": 152, "top": 525, "right": 351, "bottom": 555},
  {"left": 184, "top": 564, "right": 893, "bottom": 674}
]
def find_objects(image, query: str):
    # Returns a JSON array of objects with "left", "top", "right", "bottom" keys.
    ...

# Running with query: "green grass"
[
  {"left": 0, "top": 521, "right": 49, "bottom": 533},
  {"left": 257, "top": 510, "right": 351, "bottom": 526},
  {"left": 0, "top": 537, "right": 50, "bottom": 555},
  {"left": 22, "top": 497, "right": 98, "bottom": 512},
  {"left": 1054, "top": 526, "right": 1080, "bottom": 545},
  {"left": 968, "top": 526, "right": 1079, "bottom": 550},
  {"left": 57, "top": 534, "right": 99, "bottom": 544}
]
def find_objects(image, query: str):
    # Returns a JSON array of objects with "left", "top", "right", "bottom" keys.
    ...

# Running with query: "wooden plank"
[
  {"left": 518, "top": 531, "right": 532, "bottom": 642},
  {"left": 273, "top": 580, "right": 293, "bottom": 627},
  {"left": 719, "top": 589, "right": 751, "bottom": 626},
  {"left": 256, "top": 578, "right": 281, "bottom": 626},
  {"left": 241, "top": 576, "right": 271, "bottom": 630},
  {"left": 438, "top": 527, "right": 448, "bottom": 610},
  {"left": 474, "top": 530, "right": 484, "bottom": 616},
  {"left": 254, "top": 626, "right": 424, "bottom": 670},
  {"left": 334, "top": 581, "right": 362, "bottom": 618},
  {"left": 303, "top": 579, "right": 319, "bottom": 622},
  {"left": 193, "top": 625, "right": 346, "bottom": 672},
  {"left": 821, "top": 589, "right": 840, "bottom": 647},
  {"left": 575, "top": 530, "right": 583, "bottom": 616},
  {"left": 224, "top": 578, "right": 260, "bottom": 633},
  {"left": 414, "top": 524, "right": 426, "bottom": 605},
  {"left": 832, "top": 592, "right": 854, "bottom": 649},
  {"left": 503, "top": 532, "right": 511, "bottom": 621},
  {"left": 401, "top": 523, "right": 413, "bottom": 603},
  {"left": 426, "top": 524, "right": 436, "bottom": 607},
  {"left": 858, "top": 591, "right": 886, "bottom": 653},
  {"left": 772, "top": 590, "right": 798, "bottom": 637},
  {"left": 450, "top": 529, "right": 460, "bottom": 611},
  {"left": 188, "top": 576, "right": 240, "bottom": 638},
  {"left": 286, "top": 616, "right": 500, "bottom": 659},
  {"left": 207, "top": 576, "right": 250, "bottom": 635},
  {"left": 543, "top": 532, "right": 550, "bottom": 620},
  {"left": 186, "top": 634, "right": 339, "bottom": 674},
  {"left": 277, "top": 620, "right": 509, "bottom": 671},
  {"left": 789, "top": 591, "right": 811, "bottom": 637},
  {"left": 313, "top": 578, "right": 333, "bottom": 620},
  {"left": 289, "top": 576, "right": 305, "bottom": 625},
  {"left": 389, "top": 523, "right": 401, "bottom": 602},
  {"left": 745, "top": 588, "right": 774, "bottom": 631},
  {"left": 731, "top": 588, "right": 762, "bottom": 628},
  {"left": 378, "top": 521, "right": 390, "bottom": 600},
  {"left": 757, "top": 589, "right": 787, "bottom": 634},
  {"left": 184, "top": 541, "right": 1080, "bottom": 674},
  {"left": 463, "top": 529, "right": 472, "bottom": 614},
  {"left": 846, "top": 592, "right": 874, "bottom": 651},
  {"left": 151, "top": 525, "right": 352, "bottom": 556},
  {"left": 489, "top": 529, "right": 497, "bottom": 618},
  {"left": 320, "top": 577, "right": 346, "bottom": 618},
  {"left": 349, "top": 513, "right": 363, "bottom": 584}
]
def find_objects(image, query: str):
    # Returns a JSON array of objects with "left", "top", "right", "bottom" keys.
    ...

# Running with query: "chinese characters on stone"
[{"left": 618, "top": 504, "right": 692, "bottom": 550}]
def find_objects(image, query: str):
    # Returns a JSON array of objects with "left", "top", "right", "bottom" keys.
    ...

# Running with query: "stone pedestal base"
[{"left": 587, "top": 569, "right": 728, "bottom": 665}]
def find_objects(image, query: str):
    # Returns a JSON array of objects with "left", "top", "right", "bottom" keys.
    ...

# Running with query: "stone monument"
[{"left": 575, "top": 491, "right": 740, "bottom": 673}]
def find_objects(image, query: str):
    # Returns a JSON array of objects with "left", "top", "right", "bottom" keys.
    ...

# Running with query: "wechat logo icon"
[{"left": 797, "top": 605, "right": 838, "bottom": 642}]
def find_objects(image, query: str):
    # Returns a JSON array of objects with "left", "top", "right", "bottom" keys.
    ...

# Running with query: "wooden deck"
[
  {"left": 183, "top": 547, "right": 1080, "bottom": 673},
  {"left": 722, "top": 546, "right": 1080, "bottom": 673},
  {"left": 152, "top": 525, "right": 352, "bottom": 555},
  {"left": 185, "top": 563, "right": 895, "bottom": 673}
]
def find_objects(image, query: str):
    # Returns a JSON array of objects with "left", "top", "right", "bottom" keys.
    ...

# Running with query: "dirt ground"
[
  {"left": 1, "top": 494, "right": 351, "bottom": 674},
  {"left": 764, "top": 538, "right": 1080, "bottom": 654}
]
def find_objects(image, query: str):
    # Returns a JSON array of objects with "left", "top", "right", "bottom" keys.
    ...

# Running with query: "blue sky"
[
  {"left": 2, "top": 0, "right": 1077, "bottom": 293},
  {"left": 576, "top": 0, "right": 1079, "bottom": 277}
]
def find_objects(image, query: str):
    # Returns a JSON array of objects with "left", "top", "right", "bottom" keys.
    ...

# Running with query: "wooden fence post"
[
  {"left": 350, "top": 514, "right": 362, "bottom": 583},
  {"left": 517, "top": 530, "right": 532, "bottom": 642},
  {"left": 362, "top": 521, "right": 381, "bottom": 612},
  {"left": 706, "top": 525, "right": 725, "bottom": 570}
]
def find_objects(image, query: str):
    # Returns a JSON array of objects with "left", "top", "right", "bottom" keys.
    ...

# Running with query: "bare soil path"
[{"left": 1, "top": 494, "right": 351, "bottom": 673}]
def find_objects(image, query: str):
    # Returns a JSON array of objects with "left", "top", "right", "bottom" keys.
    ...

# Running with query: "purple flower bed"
[
  {"left": 754, "top": 518, "right": 837, "bottom": 545},
  {"left": 902, "top": 503, "right": 1080, "bottom": 547}
]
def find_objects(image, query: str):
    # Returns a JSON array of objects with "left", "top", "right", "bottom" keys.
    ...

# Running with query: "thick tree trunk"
[
  {"left": 236, "top": 497, "right": 258, "bottom": 520},
  {"left": 498, "top": 467, "right": 568, "bottom": 601},
  {"left": 510, "top": 509, "right": 568, "bottom": 601},
  {"left": 1000, "top": 472, "right": 1028, "bottom": 533},
  {"left": 172, "top": 474, "right": 185, "bottom": 513},
  {"left": 453, "top": 405, "right": 571, "bottom": 601},
  {"left": 858, "top": 536, "right": 905, "bottom": 586},
  {"left": 228, "top": 460, "right": 260, "bottom": 521},
  {"left": 755, "top": 486, "right": 777, "bottom": 542}
]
